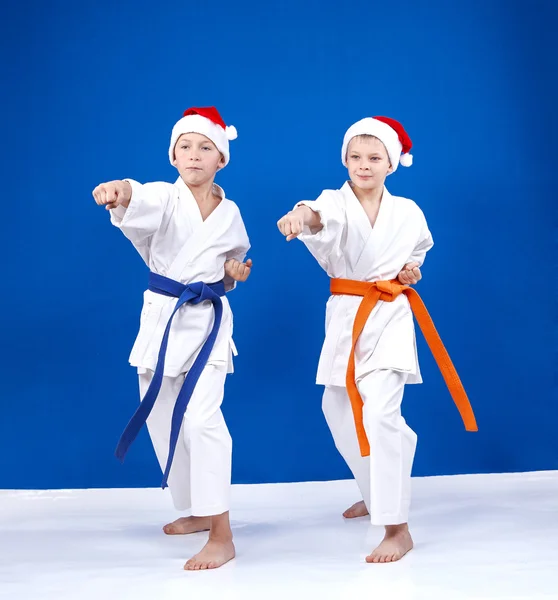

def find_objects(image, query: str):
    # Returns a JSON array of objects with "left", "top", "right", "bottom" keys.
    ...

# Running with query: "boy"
[
  {"left": 93, "top": 107, "right": 251, "bottom": 570},
  {"left": 277, "top": 116, "right": 476, "bottom": 563}
]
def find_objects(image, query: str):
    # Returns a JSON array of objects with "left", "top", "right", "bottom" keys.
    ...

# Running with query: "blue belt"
[{"left": 115, "top": 272, "right": 226, "bottom": 488}]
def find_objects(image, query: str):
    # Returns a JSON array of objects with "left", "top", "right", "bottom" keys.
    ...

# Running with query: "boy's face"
[
  {"left": 346, "top": 136, "right": 392, "bottom": 191},
  {"left": 173, "top": 133, "right": 225, "bottom": 186}
]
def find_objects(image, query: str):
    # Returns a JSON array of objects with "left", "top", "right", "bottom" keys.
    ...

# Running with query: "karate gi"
[
  {"left": 298, "top": 182, "right": 433, "bottom": 525},
  {"left": 111, "top": 177, "right": 250, "bottom": 515}
]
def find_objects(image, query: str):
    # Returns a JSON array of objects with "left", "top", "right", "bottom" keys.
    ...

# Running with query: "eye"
[
  {"left": 351, "top": 155, "right": 359, "bottom": 160},
  {"left": 202, "top": 146, "right": 211, "bottom": 151}
]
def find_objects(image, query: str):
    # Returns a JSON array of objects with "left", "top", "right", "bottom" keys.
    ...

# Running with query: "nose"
[{"left": 189, "top": 149, "right": 201, "bottom": 161}]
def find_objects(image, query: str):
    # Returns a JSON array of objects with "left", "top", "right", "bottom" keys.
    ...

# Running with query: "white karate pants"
[
  {"left": 322, "top": 369, "right": 416, "bottom": 525},
  {"left": 139, "top": 364, "right": 231, "bottom": 516}
]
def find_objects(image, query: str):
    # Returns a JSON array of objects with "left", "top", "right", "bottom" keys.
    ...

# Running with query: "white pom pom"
[
  {"left": 399, "top": 153, "right": 413, "bottom": 167},
  {"left": 225, "top": 125, "right": 238, "bottom": 141}
]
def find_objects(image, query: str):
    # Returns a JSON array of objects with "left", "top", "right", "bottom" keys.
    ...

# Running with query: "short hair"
[{"left": 347, "top": 134, "right": 391, "bottom": 166}]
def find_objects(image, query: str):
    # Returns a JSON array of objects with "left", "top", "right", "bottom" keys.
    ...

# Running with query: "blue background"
[{"left": 1, "top": 0, "right": 556, "bottom": 489}]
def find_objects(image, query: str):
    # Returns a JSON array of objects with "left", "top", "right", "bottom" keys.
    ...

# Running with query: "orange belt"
[{"left": 330, "top": 278, "right": 478, "bottom": 457}]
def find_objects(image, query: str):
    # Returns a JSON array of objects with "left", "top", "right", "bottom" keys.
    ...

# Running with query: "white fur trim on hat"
[
  {"left": 341, "top": 117, "right": 403, "bottom": 174},
  {"left": 169, "top": 114, "right": 235, "bottom": 166}
]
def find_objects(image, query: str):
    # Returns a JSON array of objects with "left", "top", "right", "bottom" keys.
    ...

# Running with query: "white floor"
[{"left": 0, "top": 472, "right": 557, "bottom": 600}]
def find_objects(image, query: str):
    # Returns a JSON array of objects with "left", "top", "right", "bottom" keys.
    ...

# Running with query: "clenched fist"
[
  {"left": 92, "top": 180, "right": 132, "bottom": 210},
  {"left": 277, "top": 207, "right": 307, "bottom": 241},
  {"left": 225, "top": 258, "right": 252, "bottom": 282},
  {"left": 398, "top": 262, "right": 422, "bottom": 285}
]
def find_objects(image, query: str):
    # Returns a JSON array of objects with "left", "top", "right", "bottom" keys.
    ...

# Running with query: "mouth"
[{"left": 186, "top": 167, "right": 203, "bottom": 171}]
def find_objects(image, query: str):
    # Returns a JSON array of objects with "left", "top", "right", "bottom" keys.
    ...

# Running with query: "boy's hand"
[
  {"left": 398, "top": 262, "right": 422, "bottom": 285},
  {"left": 225, "top": 258, "right": 252, "bottom": 282},
  {"left": 92, "top": 180, "right": 132, "bottom": 210},
  {"left": 277, "top": 208, "right": 306, "bottom": 241}
]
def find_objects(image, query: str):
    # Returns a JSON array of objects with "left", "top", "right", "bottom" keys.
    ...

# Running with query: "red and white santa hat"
[
  {"left": 169, "top": 106, "right": 237, "bottom": 167},
  {"left": 341, "top": 116, "right": 413, "bottom": 174}
]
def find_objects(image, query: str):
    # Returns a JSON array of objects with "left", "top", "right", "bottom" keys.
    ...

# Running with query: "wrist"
[{"left": 120, "top": 180, "right": 132, "bottom": 207}]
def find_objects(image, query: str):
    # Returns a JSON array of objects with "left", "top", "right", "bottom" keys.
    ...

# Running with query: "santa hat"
[
  {"left": 341, "top": 116, "right": 413, "bottom": 174},
  {"left": 168, "top": 106, "right": 237, "bottom": 167}
]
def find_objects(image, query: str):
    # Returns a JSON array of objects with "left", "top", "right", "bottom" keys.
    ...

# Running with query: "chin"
[{"left": 182, "top": 171, "right": 208, "bottom": 186}]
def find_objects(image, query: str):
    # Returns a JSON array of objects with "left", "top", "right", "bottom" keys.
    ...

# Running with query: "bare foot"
[
  {"left": 366, "top": 524, "right": 414, "bottom": 563},
  {"left": 163, "top": 516, "right": 210, "bottom": 535},
  {"left": 343, "top": 500, "right": 369, "bottom": 519},
  {"left": 184, "top": 538, "right": 236, "bottom": 570}
]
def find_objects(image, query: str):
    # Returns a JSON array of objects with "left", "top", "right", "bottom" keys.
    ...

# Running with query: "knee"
[
  {"left": 362, "top": 402, "right": 393, "bottom": 432},
  {"left": 321, "top": 387, "right": 340, "bottom": 422},
  {"left": 183, "top": 409, "right": 230, "bottom": 445},
  {"left": 183, "top": 409, "right": 211, "bottom": 436},
  {"left": 321, "top": 396, "right": 331, "bottom": 420}
]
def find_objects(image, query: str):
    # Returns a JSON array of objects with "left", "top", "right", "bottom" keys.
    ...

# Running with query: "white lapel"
[
  {"left": 369, "top": 186, "right": 393, "bottom": 250},
  {"left": 167, "top": 178, "right": 228, "bottom": 281},
  {"left": 342, "top": 181, "right": 372, "bottom": 243},
  {"left": 344, "top": 183, "right": 394, "bottom": 280}
]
